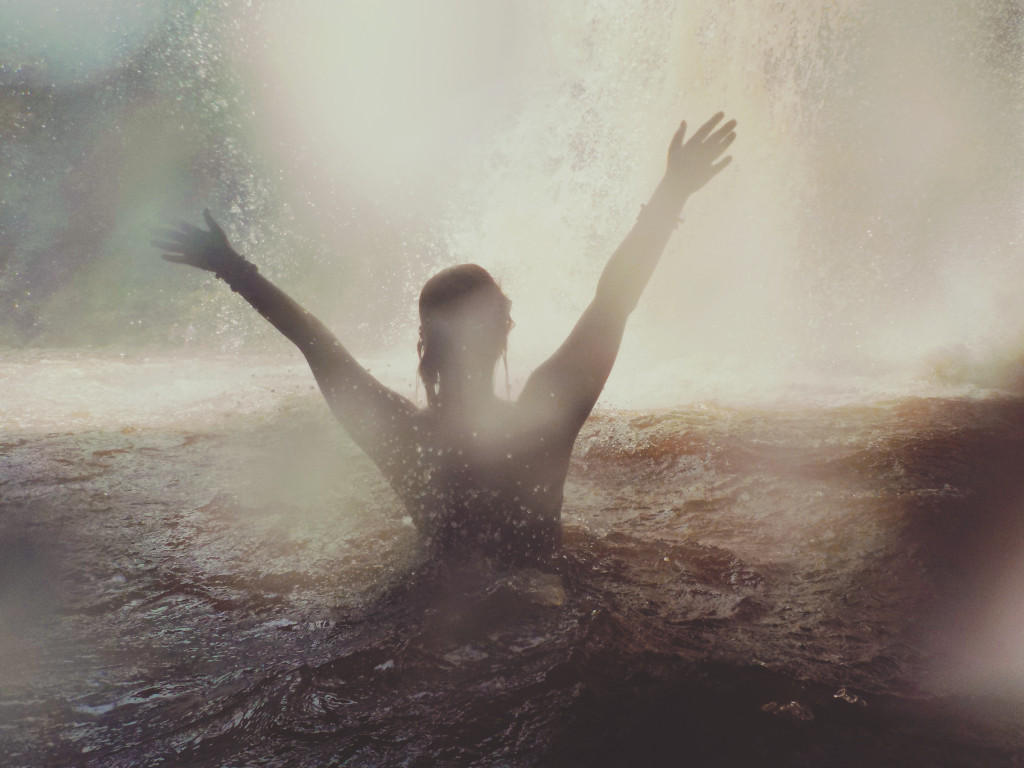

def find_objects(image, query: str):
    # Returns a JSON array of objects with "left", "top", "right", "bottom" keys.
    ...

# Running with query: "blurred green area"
[{"left": 0, "top": 0, "right": 425, "bottom": 351}]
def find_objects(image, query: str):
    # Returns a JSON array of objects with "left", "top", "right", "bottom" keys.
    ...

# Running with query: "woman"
[{"left": 153, "top": 113, "right": 736, "bottom": 565}]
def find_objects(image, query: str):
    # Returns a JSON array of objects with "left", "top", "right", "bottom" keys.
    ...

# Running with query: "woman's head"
[{"left": 418, "top": 264, "right": 512, "bottom": 407}]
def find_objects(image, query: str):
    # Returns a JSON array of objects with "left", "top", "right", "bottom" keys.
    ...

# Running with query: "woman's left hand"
[{"left": 663, "top": 112, "right": 736, "bottom": 200}]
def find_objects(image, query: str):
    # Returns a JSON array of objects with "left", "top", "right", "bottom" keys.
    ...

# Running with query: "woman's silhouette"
[{"left": 153, "top": 113, "right": 736, "bottom": 564}]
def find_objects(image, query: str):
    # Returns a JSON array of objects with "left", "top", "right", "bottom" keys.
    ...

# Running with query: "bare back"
[
  {"left": 153, "top": 114, "right": 737, "bottom": 565},
  {"left": 384, "top": 399, "right": 577, "bottom": 562}
]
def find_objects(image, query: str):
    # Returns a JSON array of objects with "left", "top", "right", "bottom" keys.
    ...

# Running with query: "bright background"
[{"left": 1, "top": 0, "right": 1022, "bottom": 406}]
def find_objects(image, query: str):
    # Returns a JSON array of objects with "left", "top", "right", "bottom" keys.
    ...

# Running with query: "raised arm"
[
  {"left": 152, "top": 212, "right": 417, "bottom": 469},
  {"left": 519, "top": 113, "right": 736, "bottom": 429}
]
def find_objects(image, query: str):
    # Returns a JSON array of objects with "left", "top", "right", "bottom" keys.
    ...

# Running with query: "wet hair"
[{"left": 417, "top": 264, "right": 512, "bottom": 408}]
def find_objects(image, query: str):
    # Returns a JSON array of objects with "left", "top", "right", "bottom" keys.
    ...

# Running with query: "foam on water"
[{"left": 0, "top": 348, "right": 1009, "bottom": 435}]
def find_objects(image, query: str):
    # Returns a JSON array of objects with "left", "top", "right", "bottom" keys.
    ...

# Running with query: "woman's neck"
[{"left": 436, "top": 363, "right": 499, "bottom": 420}]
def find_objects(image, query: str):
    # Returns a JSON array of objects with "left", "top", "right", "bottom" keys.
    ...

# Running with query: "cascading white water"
[
  {"left": 247, "top": 0, "right": 1024, "bottom": 407},
  {"left": 1, "top": 0, "right": 1021, "bottom": 413}
]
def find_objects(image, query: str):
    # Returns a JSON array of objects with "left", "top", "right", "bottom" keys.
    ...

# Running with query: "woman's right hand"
[{"left": 151, "top": 210, "right": 245, "bottom": 276}]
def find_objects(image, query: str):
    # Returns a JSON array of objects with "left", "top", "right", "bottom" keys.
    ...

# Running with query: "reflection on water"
[{"left": 3, "top": 355, "right": 1023, "bottom": 766}]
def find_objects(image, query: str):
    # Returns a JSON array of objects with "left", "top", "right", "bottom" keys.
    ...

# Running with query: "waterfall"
[{"left": 2, "top": 0, "right": 1022, "bottom": 406}]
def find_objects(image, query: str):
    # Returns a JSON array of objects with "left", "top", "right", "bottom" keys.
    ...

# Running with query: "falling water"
[{"left": 2, "top": 0, "right": 1022, "bottom": 403}]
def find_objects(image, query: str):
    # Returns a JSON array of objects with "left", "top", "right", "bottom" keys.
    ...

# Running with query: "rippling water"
[{"left": 3, "top": 354, "right": 1024, "bottom": 767}]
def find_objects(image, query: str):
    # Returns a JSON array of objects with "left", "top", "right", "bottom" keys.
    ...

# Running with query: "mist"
[
  {"left": 1, "top": 0, "right": 1022, "bottom": 407},
  {"left": 4, "top": 4, "right": 1024, "bottom": 761}
]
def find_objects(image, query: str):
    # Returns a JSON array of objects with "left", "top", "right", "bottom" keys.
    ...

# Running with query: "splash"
[{"left": 1, "top": 0, "right": 1022, "bottom": 407}]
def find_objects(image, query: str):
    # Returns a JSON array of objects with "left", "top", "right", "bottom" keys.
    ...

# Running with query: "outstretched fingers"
[
  {"left": 663, "top": 112, "right": 736, "bottom": 195},
  {"left": 152, "top": 211, "right": 237, "bottom": 275},
  {"left": 708, "top": 155, "right": 733, "bottom": 179},
  {"left": 708, "top": 130, "right": 736, "bottom": 160},
  {"left": 150, "top": 226, "right": 189, "bottom": 246},
  {"left": 671, "top": 120, "right": 687, "bottom": 148},
  {"left": 689, "top": 111, "right": 725, "bottom": 145},
  {"left": 708, "top": 119, "right": 737, "bottom": 145},
  {"left": 203, "top": 209, "right": 226, "bottom": 240}
]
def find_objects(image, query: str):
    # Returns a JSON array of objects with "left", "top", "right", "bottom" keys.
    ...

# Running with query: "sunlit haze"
[
  {"left": 244, "top": 0, "right": 1024, "bottom": 407},
  {"left": 4, "top": 3, "right": 1024, "bottom": 757},
  {"left": 2, "top": 0, "right": 1022, "bottom": 408}
]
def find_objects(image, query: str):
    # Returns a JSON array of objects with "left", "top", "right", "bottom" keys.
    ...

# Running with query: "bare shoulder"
[{"left": 408, "top": 404, "right": 437, "bottom": 434}]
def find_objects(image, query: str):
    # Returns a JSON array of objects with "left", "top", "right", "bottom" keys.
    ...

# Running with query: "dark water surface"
[{"left": 3, "top": 391, "right": 1024, "bottom": 766}]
